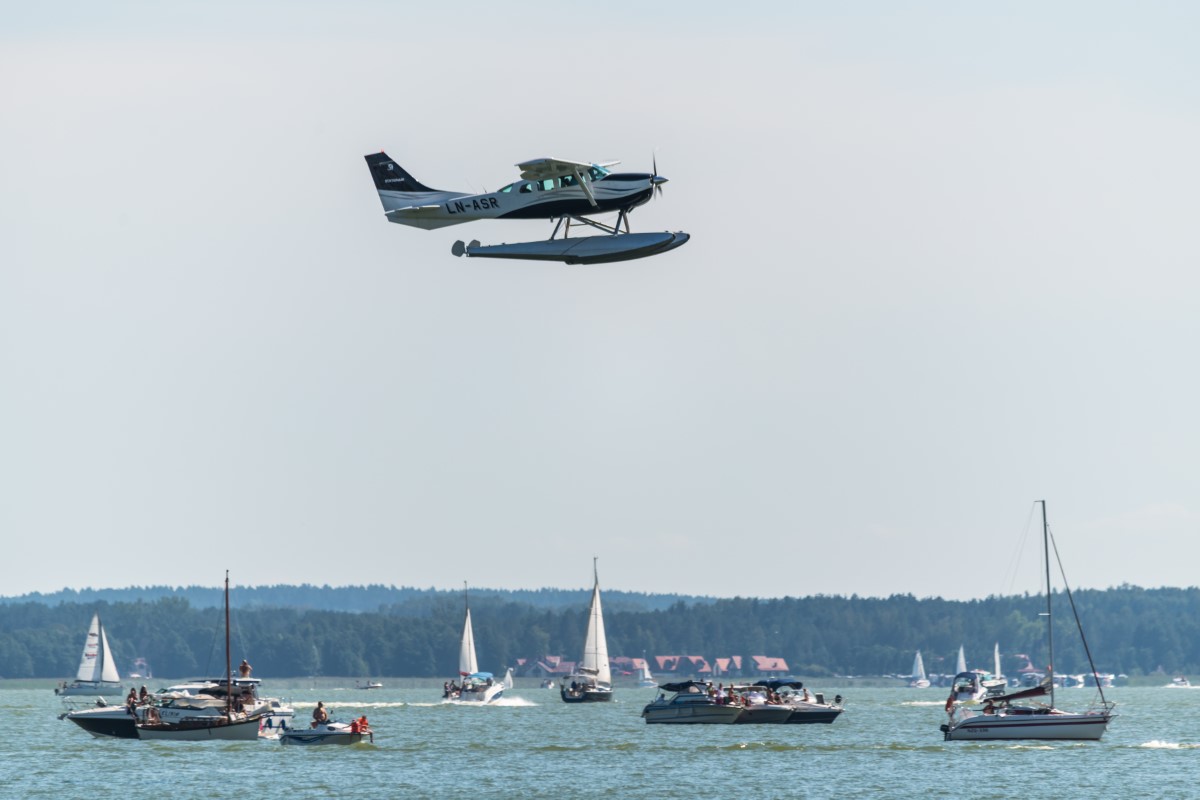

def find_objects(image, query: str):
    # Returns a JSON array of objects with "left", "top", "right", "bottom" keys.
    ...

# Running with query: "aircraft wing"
[{"left": 516, "top": 157, "right": 597, "bottom": 180}]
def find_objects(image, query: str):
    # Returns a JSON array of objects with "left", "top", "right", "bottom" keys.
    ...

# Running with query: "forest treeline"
[{"left": 2, "top": 584, "right": 1197, "bottom": 679}]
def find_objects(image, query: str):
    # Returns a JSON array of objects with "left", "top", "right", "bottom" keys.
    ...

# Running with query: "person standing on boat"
[
  {"left": 239, "top": 659, "right": 252, "bottom": 678},
  {"left": 312, "top": 701, "right": 329, "bottom": 728}
]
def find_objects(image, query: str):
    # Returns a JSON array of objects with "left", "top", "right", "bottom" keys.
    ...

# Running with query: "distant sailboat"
[
  {"left": 56, "top": 614, "right": 124, "bottom": 697},
  {"left": 955, "top": 645, "right": 967, "bottom": 675},
  {"left": 636, "top": 663, "right": 657, "bottom": 688},
  {"left": 447, "top": 584, "right": 504, "bottom": 704},
  {"left": 561, "top": 559, "right": 613, "bottom": 703},
  {"left": 910, "top": 650, "right": 930, "bottom": 688}
]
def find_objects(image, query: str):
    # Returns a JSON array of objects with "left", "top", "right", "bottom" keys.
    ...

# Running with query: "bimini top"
[
  {"left": 466, "top": 672, "right": 493, "bottom": 681},
  {"left": 754, "top": 680, "right": 804, "bottom": 691},
  {"left": 659, "top": 680, "right": 709, "bottom": 694}
]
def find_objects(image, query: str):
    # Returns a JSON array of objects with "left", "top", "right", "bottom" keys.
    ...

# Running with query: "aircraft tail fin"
[{"left": 364, "top": 152, "right": 439, "bottom": 193}]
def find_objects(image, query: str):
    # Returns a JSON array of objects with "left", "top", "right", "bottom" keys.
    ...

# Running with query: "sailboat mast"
[
  {"left": 225, "top": 570, "right": 232, "bottom": 716},
  {"left": 1040, "top": 500, "right": 1055, "bottom": 708}
]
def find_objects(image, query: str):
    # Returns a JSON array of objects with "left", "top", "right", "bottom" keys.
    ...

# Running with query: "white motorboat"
[
  {"left": 942, "top": 501, "right": 1115, "bottom": 741},
  {"left": 561, "top": 560, "right": 613, "bottom": 704},
  {"left": 280, "top": 721, "right": 373, "bottom": 746},
  {"left": 1168, "top": 676, "right": 1191, "bottom": 688},
  {"left": 641, "top": 681, "right": 744, "bottom": 724},
  {"left": 445, "top": 584, "right": 504, "bottom": 704},
  {"left": 909, "top": 651, "right": 930, "bottom": 688},
  {"left": 357, "top": 680, "right": 384, "bottom": 690},
  {"left": 753, "top": 680, "right": 844, "bottom": 724},
  {"left": 56, "top": 614, "right": 124, "bottom": 697}
]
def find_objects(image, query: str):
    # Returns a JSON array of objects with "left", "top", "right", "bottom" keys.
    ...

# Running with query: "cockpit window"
[
  {"left": 540, "top": 179, "right": 555, "bottom": 191},
  {"left": 499, "top": 183, "right": 515, "bottom": 193},
  {"left": 588, "top": 165, "right": 610, "bottom": 181},
  {"left": 561, "top": 174, "right": 577, "bottom": 187},
  {"left": 518, "top": 182, "right": 534, "bottom": 193}
]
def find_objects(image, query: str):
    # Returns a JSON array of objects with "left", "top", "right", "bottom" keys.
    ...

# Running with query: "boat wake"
[
  {"left": 1139, "top": 740, "right": 1200, "bottom": 749},
  {"left": 293, "top": 701, "right": 408, "bottom": 709},
  {"left": 442, "top": 696, "right": 538, "bottom": 708},
  {"left": 899, "top": 701, "right": 949, "bottom": 707}
]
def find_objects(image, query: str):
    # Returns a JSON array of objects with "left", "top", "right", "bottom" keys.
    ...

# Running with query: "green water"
[{"left": 5, "top": 681, "right": 1197, "bottom": 799}]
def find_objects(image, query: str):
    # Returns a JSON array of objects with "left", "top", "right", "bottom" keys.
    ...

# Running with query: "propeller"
[{"left": 650, "top": 152, "right": 667, "bottom": 199}]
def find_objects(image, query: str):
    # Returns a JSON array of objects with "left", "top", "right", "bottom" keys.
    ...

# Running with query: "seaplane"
[{"left": 363, "top": 151, "right": 690, "bottom": 264}]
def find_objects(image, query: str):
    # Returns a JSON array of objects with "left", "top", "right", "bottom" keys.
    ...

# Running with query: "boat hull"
[
  {"left": 734, "top": 705, "right": 793, "bottom": 724},
  {"left": 281, "top": 731, "right": 367, "bottom": 746},
  {"left": 943, "top": 712, "right": 1111, "bottom": 741},
  {"left": 57, "top": 681, "right": 125, "bottom": 697},
  {"left": 642, "top": 703, "right": 743, "bottom": 724},
  {"left": 784, "top": 707, "right": 844, "bottom": 724},
  {"left": 452, "top": 684, "right": 505, "bottom": 704},
  {"left": 560, "top": 687, "right": 613, "bottom": 704},
  {"left": 65, "top": 707, "right": 138, "bottom": 739},
  {"left": 136, "top": 716, "right": 262, "bottom": 741}
]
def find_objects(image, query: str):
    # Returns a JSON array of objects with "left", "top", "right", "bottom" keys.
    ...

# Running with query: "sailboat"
[
  {"left": 135, "top": 571, "right": 263, "bottom": 740},
  {"left": 955, "top": 646, "right": 967, "bottom": 675},
  {"left": 942, "top": 501, "right": 1116, "bottom": 741},
  {"left": 447, "top": 584, "right": 504, "bottom": 703},
  {"left": 636, "top": 662, "right": 657, "bottom": 688},
  {"left": 909, "top": 651, "right": 930, "bottom": 688},
  {"left": 561, "top": 559, "right": 613, "bottom": 703},
  {"left": 56, "top": 614, "right": 124, "bottom": 697}
]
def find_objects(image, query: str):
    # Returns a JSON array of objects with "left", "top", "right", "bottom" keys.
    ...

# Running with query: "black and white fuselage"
[{"left": 365, "top": 153, "right": 660, "bottom": 231}]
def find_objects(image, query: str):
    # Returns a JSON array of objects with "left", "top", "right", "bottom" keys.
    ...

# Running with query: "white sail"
[
  {"left": 76, "top": 614, "right": 120, "bottom": 684},
  {"left": 993, "top": 642, "right": 1002, "bottom": 678},
  {"left": 581, "top": 568, "right": 611, "bottom": 686},
  {"left": 503, "top": 667, "right": 514, "bottom": 690},
  {"left": 956, "top": 645, "right": 967, "bottom": 675},
  {"left": 459, "top": 607, "right": 478, "bottom": 676},
  {"left": 912, "top": 651, "right": 927, "bottom": 682}
]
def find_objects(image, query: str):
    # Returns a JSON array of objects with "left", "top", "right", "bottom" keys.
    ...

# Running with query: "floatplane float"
[{"left": 364, "top": 152, "right": 689, "bottom": 264}]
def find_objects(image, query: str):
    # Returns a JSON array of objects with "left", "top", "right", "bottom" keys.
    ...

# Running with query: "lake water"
[{"left": 6, "top": 680, "right": 1198, "bottom": 798}]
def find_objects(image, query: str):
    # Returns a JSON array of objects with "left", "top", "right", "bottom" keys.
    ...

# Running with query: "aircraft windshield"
[{"left": 588, "top": 165, "right": 610, "bottom": 180}]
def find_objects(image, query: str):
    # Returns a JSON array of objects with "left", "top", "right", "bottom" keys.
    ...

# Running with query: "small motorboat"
[
  {"left": 280, "top": 721, "right": 373, "bottom": 746},
  {"left": 357, "top": 680, "right": 384, "bottom": 690},
  {"left": 641, "top": 681, "right": 743, "bottom": 725}
]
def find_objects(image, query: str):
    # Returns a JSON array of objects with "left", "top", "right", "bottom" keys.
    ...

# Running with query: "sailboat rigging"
[{"left": 942, "top": 501, "right": 1116, "bottom": 740}]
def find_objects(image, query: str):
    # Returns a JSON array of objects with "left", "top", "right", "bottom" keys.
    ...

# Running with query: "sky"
[{"left": 2, "top": 1, "right": 1198, "bottom": 600}]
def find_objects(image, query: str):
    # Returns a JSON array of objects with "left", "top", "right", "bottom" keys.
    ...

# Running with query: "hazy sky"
[{"left": 3, "top": 2, "right": 1198, "bottom": 600}]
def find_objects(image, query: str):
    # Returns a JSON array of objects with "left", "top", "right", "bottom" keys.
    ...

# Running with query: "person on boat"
[
  {"left": 126, "top": 688, "right": 139, "bottom": 713},
  {"left": 357, "top": 714, "right": 369, "bottom": 730},
  {"left": 138, "top": 685, "right": 150, "bottom": 704},
  {"left": 239, "top": 659, "right": 252, "bottom": 678},
  {"left": 982, "top": 700, "right": 997, "bottom": 715},
  {"left": 350, "top": 718, "right": 361, "bottom": 734},
  {"left": 312, "top": 701, "right": 329, "bottom": 728},
  {"left": 443, "top": 681, "right": 451, "bottom": 697}
]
